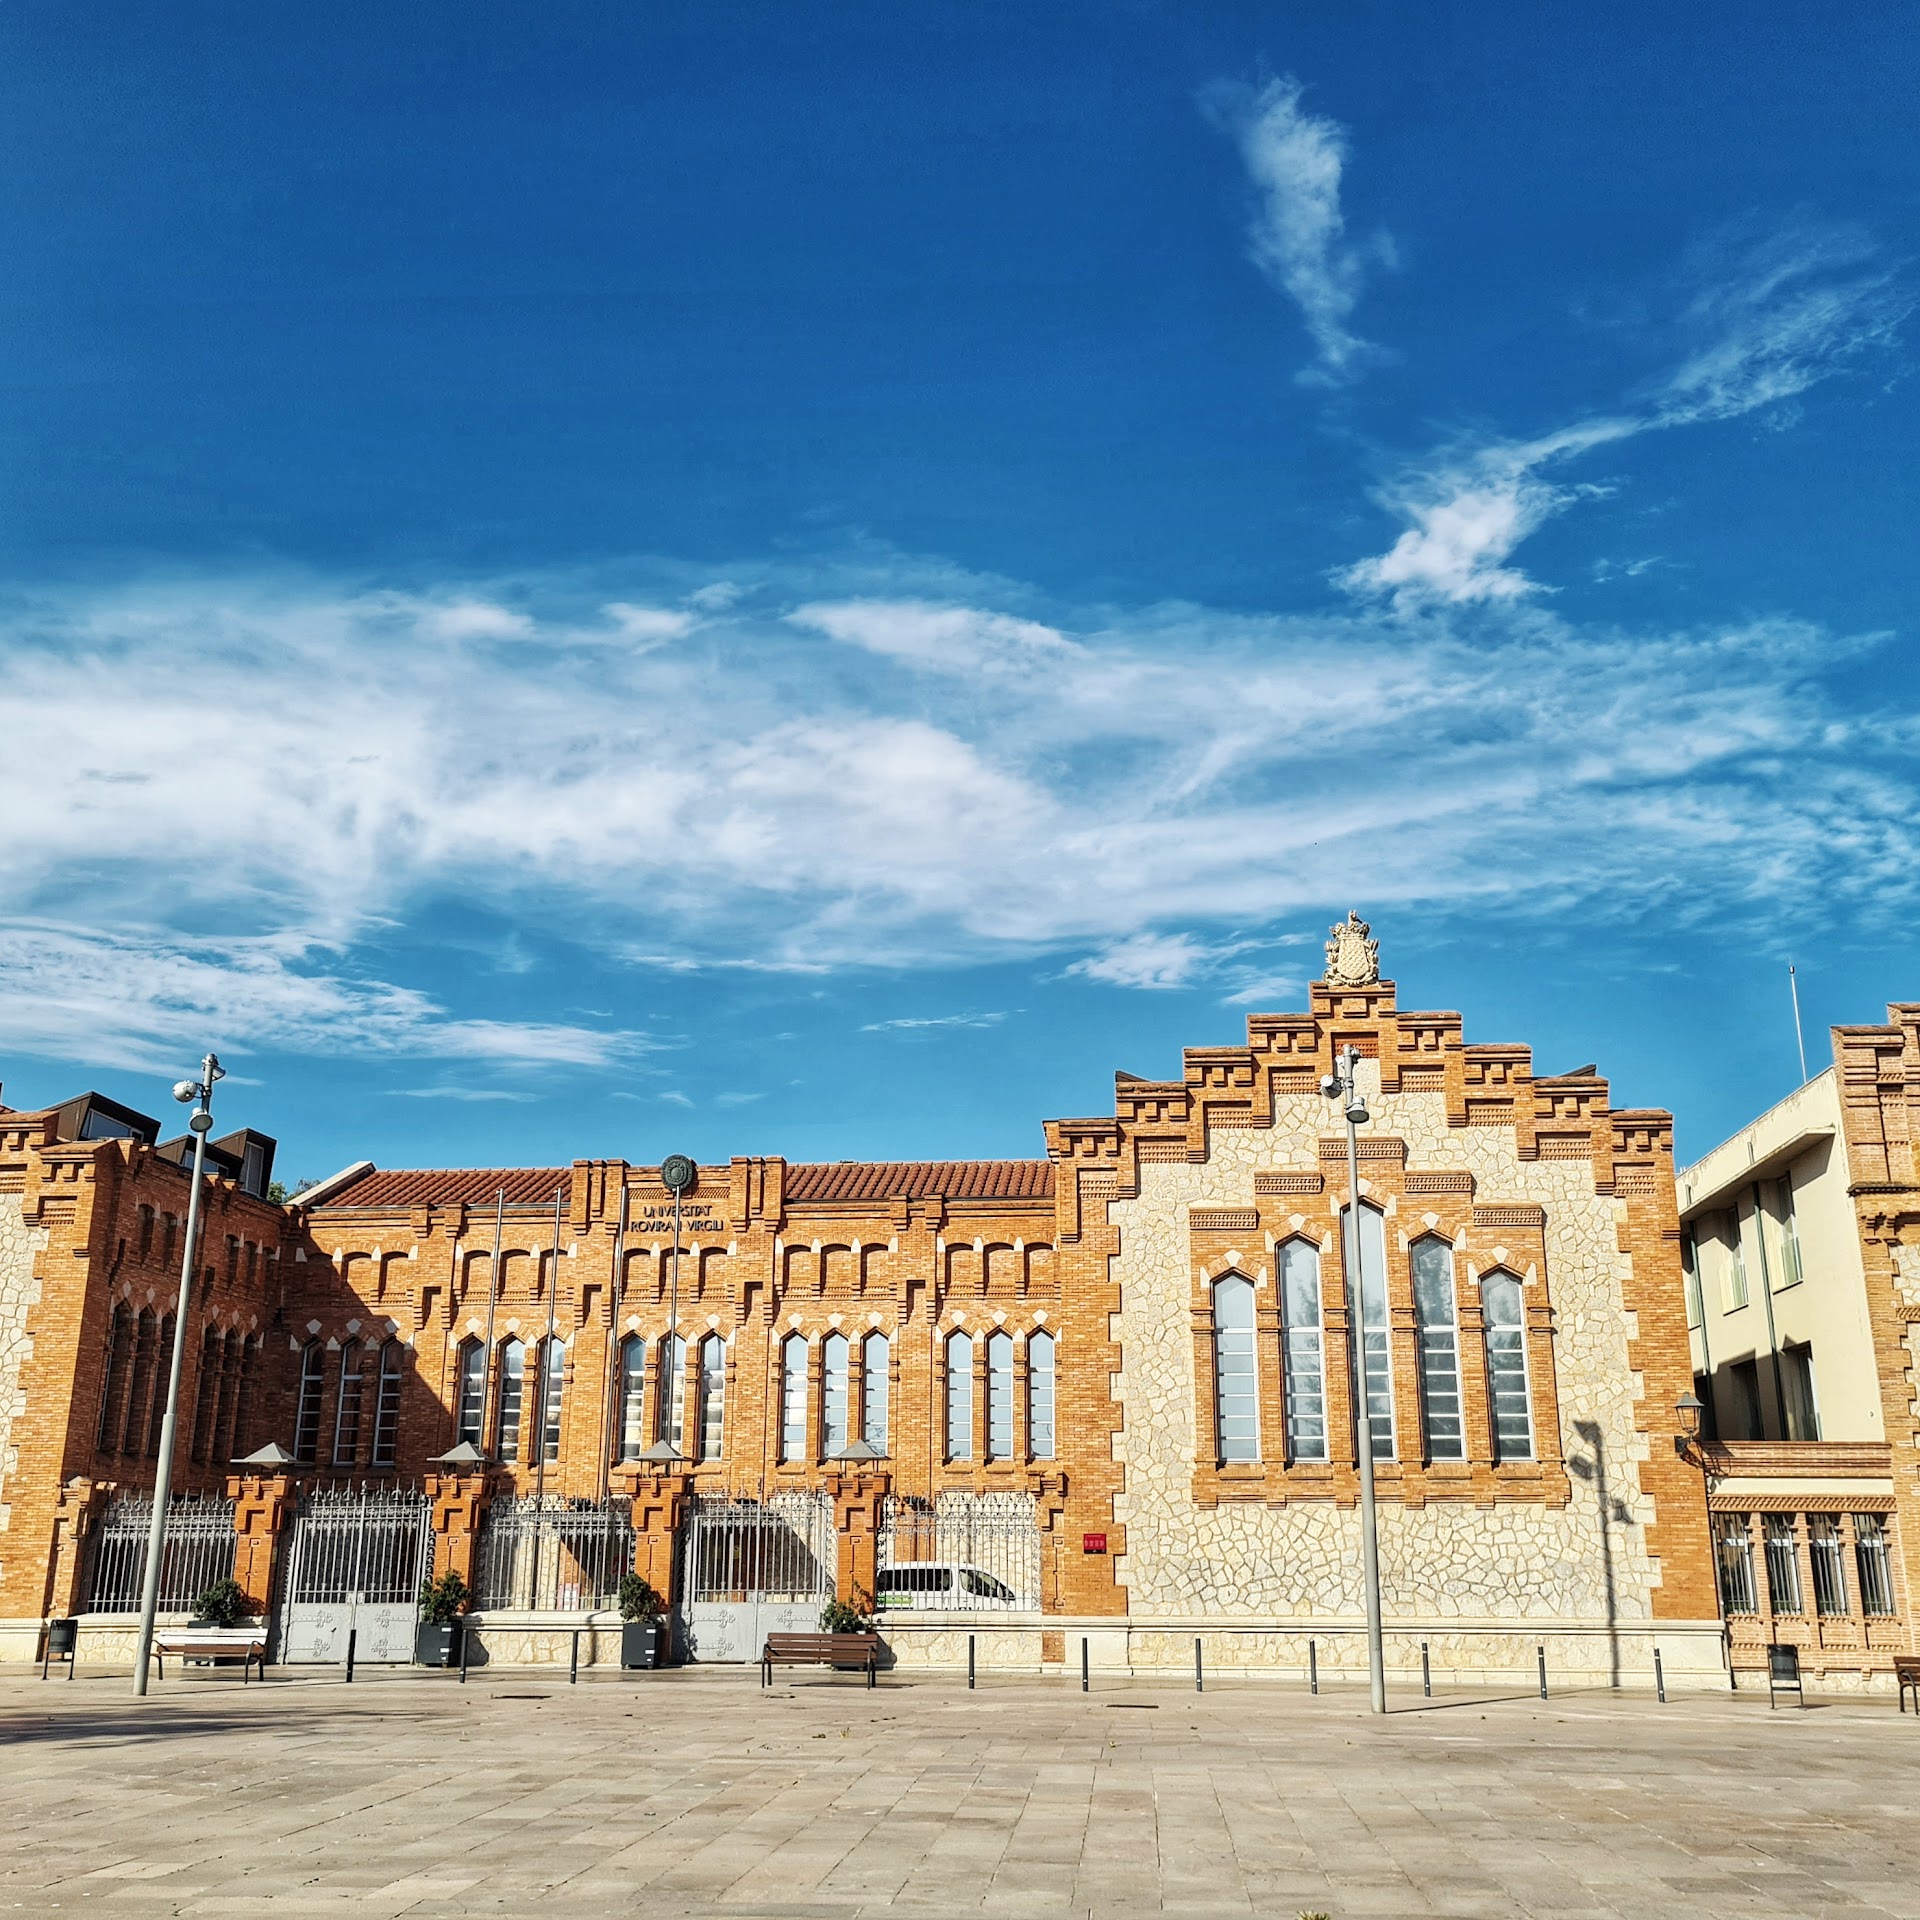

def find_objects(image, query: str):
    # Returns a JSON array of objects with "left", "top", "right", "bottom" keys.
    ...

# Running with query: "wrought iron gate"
[
  {"left": 278, "top": 1487, "right": 432, "bottom": 1664},
  {"left": 680, "top": 1492, "right": 835, "bottom": 1662},
  {"left": 474, "top": 1495, "right": 634, "bottom": 1612},
  {"left": 878, "top": 1493, "right": 1042, "bottom": 1613},
  {"left": 85, "top": 1492, "right": 237, "bottom": 1613}
]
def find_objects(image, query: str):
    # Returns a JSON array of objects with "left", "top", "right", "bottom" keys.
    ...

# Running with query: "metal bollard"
[
  {"left": 1421, "top": 1641, "right": 1431, "bottom": 1699},
  {"left": 570, "top": 1630, "right": 580, "bottom": 1685},
  {"left": 1308, "top": 1639, "right": 1318, "bottom": 1696},
  {"left": 1654, "top": 1646, "right": 1666, "bottom": 1704},
  {"left": 968, "top": 1634, "right": 976, "bottom": 1690},
  {"left": 1194, "top": 1637, "right": 1203, "bottom": 1694},
  {"left": 1537, "top": 1645, "right": 1548, "bottom": 1700},
  {"left": 459, "top": 1626, "right": 471, "bottom": 1685},
  {"left": 1081, "top": 1638, "right": 1089, "bottom": 1694},
  {"left": 345, "top": 1628, "right": 356, "bottom": 1685}
]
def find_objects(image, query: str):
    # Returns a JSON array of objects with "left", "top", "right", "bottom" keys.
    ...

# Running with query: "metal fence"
[
  {"left": 283, "top": 1486, "right": 432, "bottom": 1606},
  {"left": 682, "top": 1492, "right": 836, "bottom": 1604},
  {"left": 474, "top": 1494, "right": 635, "bottom": 1611},
  {"left": 878, "top": 1492, "right": 1042, "bottom": 1613},
  {"left": 85, "top": 1491, "right": 238, "bottom": 1613}
]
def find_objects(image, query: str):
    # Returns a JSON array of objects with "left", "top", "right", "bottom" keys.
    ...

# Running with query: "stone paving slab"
[{"left": 0, "top": 1669, "right": 1917, "bottom": 1917}]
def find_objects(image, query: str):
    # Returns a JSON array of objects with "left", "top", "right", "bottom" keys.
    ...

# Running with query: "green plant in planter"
[
  {"left": 819, "top": 1595, "right": 875, "bottom": 1634},
  {"left": 618, "top": 1574, "right": 665, "bottom": 1623},
  {"left": 418, "top": 1570, "right": 470, "bottom": 1625},
  {"left": 190, "top": 1578, "right": 250, "bottom": 1628}
]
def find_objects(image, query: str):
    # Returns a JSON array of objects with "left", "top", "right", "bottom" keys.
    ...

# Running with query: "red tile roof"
[
  {"left": 784, "top": 1160, "right": 1054, "bottom": 1204},
  {"left": 315, "top": 1167, "right": 570, "bottom": 1210}
]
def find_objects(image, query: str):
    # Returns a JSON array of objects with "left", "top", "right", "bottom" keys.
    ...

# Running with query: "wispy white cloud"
[
  {"left": 386, "top": 1087, "right": 538, "bottom": 1102},
  {"left": 1341, "top": 223, "right": 1908, "bottom": 608},
  {"left": 860, "top": 1011, "right": 1008, "bottom": 1033},
  {"left": 789, "top": 600, "right": 1076, "bottom": 675},
  {"left": 1068, "top": 933, "right": 1213, "bottom": 990},
  {"left": 1205, "top": 75, "right": 1391, "bottom": 384}
]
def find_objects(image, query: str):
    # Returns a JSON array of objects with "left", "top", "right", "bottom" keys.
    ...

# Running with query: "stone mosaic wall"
[
  {"left": 1108, "top": 1081, "right": 1659, "bottom": 1634},
  {"left": 0, "top": 1193, "right": 50, "bottom": 1533}
]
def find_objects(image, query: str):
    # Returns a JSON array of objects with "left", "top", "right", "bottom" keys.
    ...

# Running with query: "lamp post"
[
  {"left": 1322, "top": 1044, "right": 1386, "bottom": 1715},
  {"left": 133, "top": 1051, "right": 224, "bottom": 1698},
  {"left": 636, "top": 1154, "right": 697, "bottom": 1466}
]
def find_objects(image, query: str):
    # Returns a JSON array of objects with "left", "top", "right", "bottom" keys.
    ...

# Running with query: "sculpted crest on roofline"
[{"left": 1323, "top": 910, "right": 1381, "bottom": 988}]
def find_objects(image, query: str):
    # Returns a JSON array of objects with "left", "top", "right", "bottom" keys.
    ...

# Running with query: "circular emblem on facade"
[{"left": 660, "top": 1153, "right": 698, "bottom": 1194}]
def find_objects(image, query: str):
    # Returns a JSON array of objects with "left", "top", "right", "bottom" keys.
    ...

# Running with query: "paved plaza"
[{"left": 0, "top": 1665, "right": 1916, "bottom": 1918}]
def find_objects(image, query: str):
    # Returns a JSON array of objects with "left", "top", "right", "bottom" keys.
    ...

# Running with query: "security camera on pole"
[
  {"left": 1322, "top": 1044, "right": 1387, "bottom": 1715},
  {"left": 133, "top": 1052, "right": 224, "bottom": 1697}
]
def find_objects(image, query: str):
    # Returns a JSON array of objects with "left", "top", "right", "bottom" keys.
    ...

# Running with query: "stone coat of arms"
[{"left": 1323, "top": 911, "right": 1381, "bottom": 987}]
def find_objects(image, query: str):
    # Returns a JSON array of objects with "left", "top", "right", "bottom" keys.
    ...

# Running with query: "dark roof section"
[
  {"left": 316, "top": 1167, "right": 571, "bottom": 1211},
  {"left": 784, "top": 1160, "right": 1054, "bottom": 1204}
]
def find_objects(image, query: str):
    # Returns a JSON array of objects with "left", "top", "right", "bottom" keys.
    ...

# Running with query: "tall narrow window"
[
  {"left": 1781, "top": 1343, "right": 1820, "bottom": 1441},
  {"left": 333, "top": 1340, "right": 363, "bottom": 1465},
  {"left": 1481, "top": 1273, "right": 1533, "bottom": 1462},
  {"left": 1412, "top": 1238, "right": 1464, "bottom": 1462},
  {"left": 1027, "top": 1330, "right": 1055, "bottom": 1461},
  {"left": 455, "top": 1339, "right": 487, "bottom": 1447},
  {"left": 1342, "top": 1206, "right": 1395, "bottom": 1460},
  {"left": 293, "top": 1340, "right": 325, "bottom": 1462},
  {"left": 822, "top": 1332, "right": 851, "bottom": 1455},
  {"left": 1855, "top": 1513, "right": 1895, "bottom": 1616},
  {"left": 121, "top": 1310, "right": 157, "bottom": 1455},
  {"left": 1714, "top": 1513, "right": 1757, "bottom": 1614},
  {"left": 136, "top": 1206, "right": 155, "bottom": 1260},
  {"left": 1212, "top": 1274, "right": 1259, "bottom": 1463},
  {"left": 1682, "top": 1232, "right": 1703, "bottom": 1330},
  {"left": 1772, "top": 1178, "right": 1804, "bottom": 1287},
  {"left": 97, "top": 1303, "right": 131, "bottom": 1452},
  {"left": 495, "top": 1337, "right": 526, "bottom": 1462},
  {"left": 1763, "top": 1513, "right": 1802, "bottom": 1614},
  {"left": 1724, "top": 1216, "right": 1750, "bottom": 1310},
  {"left": 538, "top": 1338, "right": 565, "bottom": 1463},
  {"left": 945, "top": 1332, "right": 973, "bottom": 1461},
  {"left": 145, "top": 1313, "right": 176, "bottom": 1458},
  {"left": 232, "top": 1335, "right": 260, "bottom": 1461},
  {"left": 662, "top": 1334, "right": 687, "bottom": 1454},
  {"left": 616, "top": 1335, "right": 646, "bottom": 1461},
  {"left": 862, "top": 1332, "right": 890, "bottom": 1453},
  {"left": 1807, "top": 1515, "right": 1848, "bottom": 1616},
  {"left": 1730, "top": 1358, "right": 1764, "bottom": 1439},
  {"left": 697, "top": 1334, "right": 726, "bottom": 1461},
  {"left": 986, "top": 1331, "right": 1014, "bottom": 1460},
  {"left": 1279, "top": 1241, "right": 1326, "bottom": 1462},
  {"left": 212, "top": 1331, "right": 241, "bottom": 1465},
  {"left": 780, "top": 1334, "right": 808, "bottom": 1462},
  {"left": 372, "top": 1340, "right": 404, "bottom": 1466},
  {"left": 190, "top": 1326, "right": 222, "bottom": 1462}
]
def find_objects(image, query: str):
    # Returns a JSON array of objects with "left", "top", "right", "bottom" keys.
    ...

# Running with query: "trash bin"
[{"left": 45, "top": 1618, "right": 78, "bottom": 1658}]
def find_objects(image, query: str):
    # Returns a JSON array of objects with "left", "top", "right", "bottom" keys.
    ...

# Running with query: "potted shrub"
[
  {"left": 416, "top": 1570, "right": 469, "bottom": 1667},
  {"left": 619, "top": 1573, "right": 668, "bottom": 1670},
  {"left": 191, "top": 1578, "right": 250, "bottom": 1628},
  {"left": 819, "top": 1593, "right": 880, "bottom": 1671}
]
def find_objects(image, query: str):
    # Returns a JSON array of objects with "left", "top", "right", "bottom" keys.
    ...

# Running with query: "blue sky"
[{"left": 2, "top": 2, "right": 1916, "bottom": 1180}]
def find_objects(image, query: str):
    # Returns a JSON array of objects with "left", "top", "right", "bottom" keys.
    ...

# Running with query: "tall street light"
[
  {"left": 1323, "top": 1044, "right": 1386, "bottom": 1715},
  {"left": 133, "top": 1051, "right": 223, "bottom": 1697}
]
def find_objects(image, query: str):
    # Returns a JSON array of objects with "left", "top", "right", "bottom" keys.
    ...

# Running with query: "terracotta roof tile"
[
  {"left": 315, "top": 1167, "right": 570, "bottom": 1211},
  {"left": 783, "top": 1160, "right": 1053, "bottom": 1204}
]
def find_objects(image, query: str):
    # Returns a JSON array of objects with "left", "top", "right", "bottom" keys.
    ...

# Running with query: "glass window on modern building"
[
  {"left": 1781, "top": 1342, "right": 1820, "bottom": 1441},
  {"left": 1807, "top": 1515, "right": 1848, "bottom": 1616},
  {"left": 1854, "top": 1514, "right": 1896, "bottom": 1616},
  {"left": 1770, "top": 1176, "right": 1804, "bottom": 1287},
  {"left": 1026, "top": 1329, "right": 1055, "bottom": 1461},
  {"left": 1211, "top": 1273, "right": 1259, "bottom": 1463},
  {"left": 945, "top": 1331, "right": 973, "bottom": 1462},
  {"left": 1763, "top": 1513, "right": 1802, "bottom": 1614},
  {"left": 1730, "top": 1357, "right": 1764, "bottom": 1439},
  {"left": 1714, "top": 1513, "right": 1757, "bottom": 1615},
  {"left": 1412, "top": 1237, "right": 1464, "bottom": 1462},
  {"left": 1482, "top": 1272, "right": 1533, "bottom": 1462},
  {"left": 1279, "top": 1239, "right": 1325, "bottom": 1463}
]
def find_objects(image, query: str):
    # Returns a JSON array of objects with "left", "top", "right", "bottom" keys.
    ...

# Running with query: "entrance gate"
[
  {"left": 277, "top": 1487, "right": 432, "bottom": 1664},
  {"left": 680, "top": 1492, "right": 835, "bottom": 1662}
]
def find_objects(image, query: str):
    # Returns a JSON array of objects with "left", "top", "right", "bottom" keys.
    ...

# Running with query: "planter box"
[
  {"left": 415, "top": 1621, "right": 463, "bottom": 1668},
  {"left": 621, "top": 1620, "right": 666, "bottom": 1670}
]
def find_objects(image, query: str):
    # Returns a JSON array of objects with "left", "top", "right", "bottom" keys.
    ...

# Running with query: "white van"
[{"left": 875, "top": 1562, "right": 1025, "bottom": 1610}]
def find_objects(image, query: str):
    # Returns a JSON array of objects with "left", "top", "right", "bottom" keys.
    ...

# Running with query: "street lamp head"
[
  {"left": 1674, "top": 1391, "right": 1704, "bottom": 1440},
  {"left": 172, "top": 1080, "right": 200, "bottom": 1104},
  {"left": 1319, "top": 1073, "right": 1341, "bottom": 1099},
  {"left": 1345, "top": 1098, "right": 1369, "bottom": 1126}
]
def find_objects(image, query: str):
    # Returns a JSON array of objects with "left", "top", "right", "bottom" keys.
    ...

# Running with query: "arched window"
[
  {"left": 231, "top": 1334, "right": 261, "bottom": 1461},
  {"left": 1482, "top": 1273, "right": 1533, "bottom": 1461},
  {"left": 372, "top": 1339, "right": 405, "bottom": 1466},
  {"left": 97, "top": 1302, "right": 131, "bottom": 1452},
  {"left": 1412, "top": 1238, "right": 1464, "bottom": 1462},
  {"left": 212, "top": 1330, "right": 241, "bottom": 1466},
  {"left": 1212, "top": 1274, "right": 1259, "bottom": 1462},
  {"left": 333, "top": 1340, "right": 364, "bottom": 1465},
  {"left": 945, "top": 1331, "right": 973, "bottom": 1461},
  {"left": 145, "top": 1313, "right": 175, "bottom": 1457},
  {"left": 136, "top": 1206, "right": 155, "bottom": 1260},
  {"left": 537, "top": 1338, "right": 565, "bottom": 1463},
  {"left": 1341, "top": 1205, "right": 1395, "bottom": 1460},
  {"left": 455, "top": 1338, "right": 487, "bottom": 1447},
  {"left": 121, "top": 1309, "right": 157, "bottom": 1456},
  {"left": 862, "top": 1332, "right": 890, "bottom": 1452},
  {"left": 822, "top": 1332, "right": 851, "bottom": 1455},
  {"left": 495, "top": 1337, "right": 526, "bottom": 1461},
  {"left": 661, "top": 1333, "right": 687, "bottom": 1454},
  {"left": 190, "top": 1326, "right": 222, "bottom": 1463},
  {"left": 697, "top": 1334, "right": 726, "bottom": 1461},
  {"left": 293, "top": 1340, "right": 325, "bottom": 1462},
  {"left": 1279, "top": 1241, "right": 1326, "bottom": 1462},
  {"left": 986, "top": 1331, "right": 1014, "bottom": 1460},
  {"left": 779, "top": 1333, "right": 808, "bottom": 1462},
  {"left": 616, "top": 1335, "right": 646, "bottom": 1461},
  {"left": 1027, "top": 1330, "right": 1055, "bottom": 1460}
]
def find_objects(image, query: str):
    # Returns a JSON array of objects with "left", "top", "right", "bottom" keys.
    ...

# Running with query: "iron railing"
[
  {"left": 878, "top": 1492, "right": 1041, "bottom": 1613},
  {"left": 85, "top": 1491, "right": 237, "bottom": 1613},
  {"left": 283, "top": 1486, "right": 432, "bottom": 1606},
  {"left": 682, "top": 1493, "right": 835, "bottom": 1604},
  {"left": 474, "top": 1494, "right": 634, "bottom": 1611}
]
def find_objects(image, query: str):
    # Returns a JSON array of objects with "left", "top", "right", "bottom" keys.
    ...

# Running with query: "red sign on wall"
[{"left": 1082, "top": 1532, "right": 1107, "bottom": 1554}]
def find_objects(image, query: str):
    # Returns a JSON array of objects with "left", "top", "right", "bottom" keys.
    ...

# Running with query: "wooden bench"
[
  {"left": 1896, "top": 1655, "right": 1920, "bottom": 1715},
  {"left": 151, "top": 1628, "right": 268, "bottom": 1683},
  {"left": 761, "top": 1631, "right": 880, "bottom": 1688}
]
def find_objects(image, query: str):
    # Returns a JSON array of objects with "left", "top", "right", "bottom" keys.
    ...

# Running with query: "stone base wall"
[{"left": 0, "top": 1194, "right": 50, "bottom": 1539}]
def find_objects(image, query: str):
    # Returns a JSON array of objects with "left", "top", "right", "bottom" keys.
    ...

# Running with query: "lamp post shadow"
[{"left": 1569, "top": 1418, "right": 1632, "bottom": 1691}]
